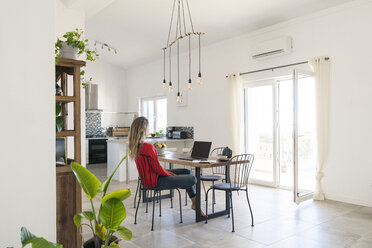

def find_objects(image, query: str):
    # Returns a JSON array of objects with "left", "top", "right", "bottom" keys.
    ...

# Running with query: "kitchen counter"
[{"left": 107, "top": 137, "right": 193, "bottom": 143}]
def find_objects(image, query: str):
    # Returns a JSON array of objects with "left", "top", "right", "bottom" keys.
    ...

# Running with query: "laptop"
[{"left": 179, "top": 141, "right": 212, "bottom": 161}]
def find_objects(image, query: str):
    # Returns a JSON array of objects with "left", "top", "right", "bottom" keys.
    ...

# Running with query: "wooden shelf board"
[
  {"left": 56, "top": 57, "right": 86, "bottom": 68},
  {"left": 56, "top": 96, "right": 76, "bottom": 103},
  {"left": 56, "top": 130, "right": 77, "bottom": 137},
  {"left": 56, "top": 165, "right": 72, "bottom": 175}
]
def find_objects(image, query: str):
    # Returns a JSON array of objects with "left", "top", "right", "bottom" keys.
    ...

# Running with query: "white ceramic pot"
[{"left": 60, "top": 41, "right": 79, "bottom": 59}]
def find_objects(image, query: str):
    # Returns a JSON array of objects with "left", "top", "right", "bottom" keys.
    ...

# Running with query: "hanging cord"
[
  {"left": 177, "top": 39, "right": 180, "bottom": 94},
  {"left": 198, "top": 34, "right": 201, "bottom": 72},
  {"left": 174, "top": 0, "right": 180, "bottom": 40},
  {"left": 163, "top": 49, "right": 166, "bottom": 84},
  {"left": 189, "top": 35, "right": 191, "bottom": 80},
  {"left": 178, "top": 0, "right": 182, "bottom": 38},
  {"left": 166, "top": 0, "right": 176, "bottom": 46},
  {"left": 169, "top": 47, "right": 172, "bottom": 85},
  {"left": 186, "top": 0, "right": 195, "bottom": 33},
  {"left": 181, "top": 0, "right": 187, "bottom": 36}
]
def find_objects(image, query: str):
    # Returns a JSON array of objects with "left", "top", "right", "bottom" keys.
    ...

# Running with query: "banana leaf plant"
[
  {"left": 71, "top": 153, "right": 132, "bottom": 248},
  {"left": 20, "top": 227, "right": 62, "bottom": 248}
]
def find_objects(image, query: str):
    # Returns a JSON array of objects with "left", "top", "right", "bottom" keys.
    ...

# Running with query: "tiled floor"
[{"left": 83, "top": 163, "right": 372, "bottom": 248}]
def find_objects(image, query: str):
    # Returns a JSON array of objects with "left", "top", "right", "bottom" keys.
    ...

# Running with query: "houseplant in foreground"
[
  {"left": 20, "top": 227, "right": 61, "bottom": 247},
  {"left": 71, "top": 153, "right": 132, "bottom": 248}
]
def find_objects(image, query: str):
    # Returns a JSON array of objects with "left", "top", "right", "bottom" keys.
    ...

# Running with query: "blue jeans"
[{"left": 157, "top": 168, "right": 196, "bottom": 198}]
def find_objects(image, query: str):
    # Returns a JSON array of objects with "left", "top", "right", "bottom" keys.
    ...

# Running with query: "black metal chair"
[
  {"left": 205, "top": 154, "right": 254, "bottom": 232},
  {"left": 200, "top": 147, "right": 226, "bottom": 212},
  {"left": 134, "top": 154, "right": 183, "bottom": 231}
]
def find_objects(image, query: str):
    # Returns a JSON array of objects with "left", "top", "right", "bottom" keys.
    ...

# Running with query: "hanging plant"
[{"left": 55, "top": 29, "right": 99, "bottom": 88}]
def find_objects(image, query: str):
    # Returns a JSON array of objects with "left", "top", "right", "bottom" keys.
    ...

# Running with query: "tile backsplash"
[{"left": 86, "top": 112, "right": 103, "bottom": 136}]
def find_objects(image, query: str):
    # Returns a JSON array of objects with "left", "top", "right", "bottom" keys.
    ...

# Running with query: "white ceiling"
[{"left": 81, "top": 0, "right": 353, "bottom": 69}]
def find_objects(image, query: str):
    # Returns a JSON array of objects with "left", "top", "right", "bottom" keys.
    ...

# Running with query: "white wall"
[
  {"left": 0, "top": 0, "right": 55, "bottom": 246},
  {"left": 125, "top": 0, "right": 372, "bottom": 207},
  {"left": 55, "top": 0, "right": 85, "bottom": 37}
]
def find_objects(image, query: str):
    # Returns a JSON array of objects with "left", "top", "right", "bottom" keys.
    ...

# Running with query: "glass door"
[
  {"left": 245, "top": 82, "right": 278, "bottom": 187},
  {"left": 293, "top": 69, "right": 316, "bottom": 204}
]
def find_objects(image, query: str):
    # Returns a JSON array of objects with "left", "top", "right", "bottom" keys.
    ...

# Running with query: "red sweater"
[{"left": 136, "top": 142, "right": 170, "bottom": 187}]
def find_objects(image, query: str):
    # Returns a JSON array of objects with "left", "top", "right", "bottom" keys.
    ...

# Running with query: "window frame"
[{"left": 139, "top": 95, "right": 167, "bottom": 133}]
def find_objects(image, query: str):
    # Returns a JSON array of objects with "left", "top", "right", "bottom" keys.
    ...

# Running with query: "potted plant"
[
  {"left": 20, "top": 227, "right": 62, "bottom": 247},
  {"left": 55, "top": 29, "right": 99, "bottom": 87},
  {"left": 71, "top": 153, "right": 132, "bottom": 248}
]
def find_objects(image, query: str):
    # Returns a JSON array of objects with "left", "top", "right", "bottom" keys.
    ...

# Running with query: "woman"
[{"left": 128, "top": 116, "right": 204, "bottom": 215}]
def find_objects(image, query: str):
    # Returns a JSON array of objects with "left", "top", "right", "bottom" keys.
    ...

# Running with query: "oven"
[{"left": 88, "top": 138, "right": 107, "bottom": 164}]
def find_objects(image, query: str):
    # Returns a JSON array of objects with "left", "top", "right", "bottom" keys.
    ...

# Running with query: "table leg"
[{"left": 195, "top": 167, "right": 203, "bottom": 222}]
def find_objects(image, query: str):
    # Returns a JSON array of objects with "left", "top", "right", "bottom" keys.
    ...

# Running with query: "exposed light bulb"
[
  {"left": 169, "top": 82, "right": 173, "bottom": 92},
  {"left": 163, "top": 79, "right": 167, "bottom": 88},
  {"left": 197, "top": 72, "right": 202, "bottom": 85},
  {"left": 176, "top": 92, "right": 181, "bottom": 103},
  {"left": 188, "top": 78, "right": 192, "bottom": 90}
]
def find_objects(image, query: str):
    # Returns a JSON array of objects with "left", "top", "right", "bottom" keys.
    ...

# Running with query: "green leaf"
[
  {"left": 95, "top": 223, "right": 107, "bottom": 241},
  {"left": 109, "top": 242, "right": 120, "bottom": 247},
  {"left": 71, "top": 162, "right": 101, "bottom": 200},
  {"left": 56, "top": 116, "right": 64, "bottom": 133},
  {"left": 101, "top": 189, "right": 131, "bottom": 205},
  {"left": 21, "top": 227, "right": 62, "bottom": 248},
  {"left": 99, "top": 198, "right": 126, "bottom": 230},
  {"left": 100, "top": 153, "right": 129, "bottom": 195},
  {"left": 56, "top": 102, "right": 62, "bottom": 116},
  {"left": 73, "top": 211, "right": 95, "bottom": 228},
  {"left": 116, "top": 226, "right": 132, "bottom": 241}
]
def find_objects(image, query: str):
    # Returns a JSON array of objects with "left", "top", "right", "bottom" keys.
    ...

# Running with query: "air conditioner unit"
[{"left": 251, "top": 36, "right": 292, "bottom": 60}]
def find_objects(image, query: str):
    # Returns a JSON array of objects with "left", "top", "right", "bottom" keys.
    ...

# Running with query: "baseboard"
[{"left": 325, "top": 193, "right": 372, "bottom": 208}]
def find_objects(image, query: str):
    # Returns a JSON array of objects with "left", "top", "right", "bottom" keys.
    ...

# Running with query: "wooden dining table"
[{"left": 158, "top": 151, "right": 233, "bottom": 222}]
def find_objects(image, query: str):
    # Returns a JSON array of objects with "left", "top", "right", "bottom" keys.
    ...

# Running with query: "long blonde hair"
[{"left": 128, "top": 117, "right": 149, "bottom": 159}]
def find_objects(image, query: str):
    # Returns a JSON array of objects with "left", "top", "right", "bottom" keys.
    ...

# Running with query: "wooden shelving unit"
[{"left": 55, "top": 57, "right": 86, "bottom": 248}]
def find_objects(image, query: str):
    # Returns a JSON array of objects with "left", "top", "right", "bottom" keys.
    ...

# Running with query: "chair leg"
[
  {"left": 230, "top": 191, "right": 235, "bottom": 232},
  {"left": 205, "top": 188, "right": 212, "bottom": 224},
  {"left": 212, "top": 181, "right": 215, "bottom": 213},
  {"left": 202, "top": 181, "right": 207, "bottom": 201},
  {"left": 159, "top": 191, "right": 162, "bottom": 217},
  {"left": 171, "top": 190, "right": 173, "bottom": 208},
  {"left": 134, "top": 186, "right": 142, "bottom": 224},
  {"left": 145, "top": 190, "right": 149, "bottom": 213},
  {"left": 245, "top": 189, "right": 254, "bottom": 227},
  {"left": 176, "top": 189, "right": 183, "bottom": 223},
  {"left": 151, "top": 190, "right": 156, "bottom": 231},
  {"left": 134, "top": 178, "right": 140, "bottom": 208},
  {"left": 185, "top": 190, "right": 187, "bottom": 206}
]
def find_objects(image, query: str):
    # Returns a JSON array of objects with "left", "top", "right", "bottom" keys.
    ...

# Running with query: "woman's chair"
[
  {"left": 134, "top": 154, "right": 183, "bottom": 231},
  {"left": 205, "top": 154, "right": 254, "bottom": 232},
  {"left": 200, "top": 147, "right": 226, "bottom": 212}
]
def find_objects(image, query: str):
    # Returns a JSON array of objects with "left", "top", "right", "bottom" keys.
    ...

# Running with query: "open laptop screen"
[{"left": 191, "top": 141, "right": 212, "bottom": 159}]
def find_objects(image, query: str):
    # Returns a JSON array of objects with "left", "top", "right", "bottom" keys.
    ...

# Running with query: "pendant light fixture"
[{"left": 162, "top": 0, "right": 205, "bottom": 102}]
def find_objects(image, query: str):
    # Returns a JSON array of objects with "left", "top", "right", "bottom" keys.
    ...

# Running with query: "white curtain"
[
  {"left": 229, "top": 74, "right": 245, "bottom": 155},
  {"left": 309, "top": 57, "right": 331, "bottom": 201}
]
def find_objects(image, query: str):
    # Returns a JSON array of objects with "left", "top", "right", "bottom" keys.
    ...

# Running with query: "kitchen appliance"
[
  {"left": 88, "top": 138, "right": 107, "bottom": 164},
  {"left": 85, "top": 83, "right": 102, "bottom": 111},
  {"left": 172, "top": 131, "right": 187, "bottom": 139},
  {"left": 166, "top": 126, "right": 193, "bottom": 139}
]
